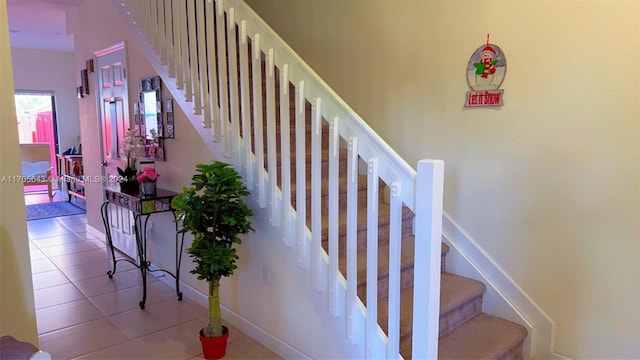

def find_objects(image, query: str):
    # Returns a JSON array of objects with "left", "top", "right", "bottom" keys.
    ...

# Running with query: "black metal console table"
[{"left": 101, "top": 185, "right": 183, "bottom": 309}]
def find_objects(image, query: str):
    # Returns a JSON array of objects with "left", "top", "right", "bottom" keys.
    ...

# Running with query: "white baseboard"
[
  {"left": 86, "top": 224, "right": 105, "bottom": 240},
  {"left": 442, "top": 214, "right": 555, "bottom": 359},
  {"left": 157, "top": 277, "right": 310, "bottom": 360},
  {"left": 549, "top": 352, "right": 574, "bottom": 360}
]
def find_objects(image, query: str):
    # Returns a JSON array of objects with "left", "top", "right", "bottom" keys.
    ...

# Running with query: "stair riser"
[
  {"left": 357, "top": 262, "right": 414, "bottom": 301},
  {"left": 498, "top": 341, "right": 525, "bottom": 360},
  {"left": 439, "top": 294, "right": 483, "bottom": 336}
]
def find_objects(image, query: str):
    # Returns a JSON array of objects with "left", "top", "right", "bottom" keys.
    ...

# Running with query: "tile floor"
[{"left": 25, "top": 191, "right": 281, "bottom": 360}]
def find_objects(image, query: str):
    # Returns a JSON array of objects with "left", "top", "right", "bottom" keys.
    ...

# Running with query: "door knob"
[{"left": 101, "top": 161, "right": 108, "bottom": 166}]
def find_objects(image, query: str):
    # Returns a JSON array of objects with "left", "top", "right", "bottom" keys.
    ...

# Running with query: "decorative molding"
[
  {"left": 442, "top": 214, "right": 555, "bottom": 359},
  {"left": 94, "top": 41, "right": 125, "bottom": 57}
]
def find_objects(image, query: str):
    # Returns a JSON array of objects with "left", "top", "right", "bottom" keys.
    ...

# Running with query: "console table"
[{"left": 101, "top": 185, "right": 183, "bottom": 309}]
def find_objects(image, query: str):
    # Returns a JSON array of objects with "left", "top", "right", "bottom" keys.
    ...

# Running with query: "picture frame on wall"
[
  {"left": 80, "top": 69, "right": 89, "bottom": 96},
  {"left": 86, "top": 59, "right": 94, "bottom": 73}
]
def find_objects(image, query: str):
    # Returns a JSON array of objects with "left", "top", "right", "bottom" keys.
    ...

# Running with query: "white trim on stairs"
[{"left": 442, "top": 214, "right": 556, "bottom": 359}]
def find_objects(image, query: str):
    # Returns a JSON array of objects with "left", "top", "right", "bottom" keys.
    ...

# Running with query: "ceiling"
[{"left": 6, "top": 0, "right": 84, "bottom": 52}]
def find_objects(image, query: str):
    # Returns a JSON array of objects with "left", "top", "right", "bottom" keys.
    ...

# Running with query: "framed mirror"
[{"left": 138, "top": 76, "right": 165, "bottom": 161}]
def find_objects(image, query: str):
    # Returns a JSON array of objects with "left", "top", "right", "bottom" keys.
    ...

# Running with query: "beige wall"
[
  {"left": 244, "top": 0, "right": 640, "bottom": 358},
  {"left": 10, "top": 48, "right": 81, "bottom": 152},
  {"left": 67, "top": 0, "right": 213, "bottom": 232},
  {"left": 0, "top": 1, "right": 39, "bottom": 345}
]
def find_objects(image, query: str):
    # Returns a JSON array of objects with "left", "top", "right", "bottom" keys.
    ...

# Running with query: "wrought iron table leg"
[
  {"left": 101, "top": 202, "right": 118, "bottom": 278},
  {"left": 175, "top": 218, "right": 184, "bottom": 301},
  {"left": 134, "top": 214, "right": 151, "bottom": 309}
]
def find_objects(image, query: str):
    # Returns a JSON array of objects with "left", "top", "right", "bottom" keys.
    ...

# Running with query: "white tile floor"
[{"left": 26, "top": 191, "right": 281, "bottom": 360}]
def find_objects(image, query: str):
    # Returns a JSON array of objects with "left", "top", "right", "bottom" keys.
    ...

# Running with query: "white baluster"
[
  {"left": 216, "top": 0, "right": 229, "bottom": 145},
  {"left": 180, "top": 0, "right": 190, "bottom": 96},
  {"left": 266, "top": 48, "right": 278, "bottom": 226},
  {"left": 295, "top": 81, "right": 307, "bottom": 268},
  {"left": 387, "top": 181, "right": 402, "bottom": 359},
  {"left": 227, "top": 8, "right": 240, "bottom": 161},
  {"left": 311, "top": 97, "right": 322, "bottom": 291},
  {"left": 252, "top": 34, "right": 265, "bottom": 207},
  {"left": 196, "top": 0, "right": 210, "bottom": 127},
  {"left": 280, "top": 64, "right": 292, "bottom": 246},
  {"left": 186, "top": 0, "right": 200, "bottom": 113},
  {"left": 239, "top": 21, "right": 253, "bottom": 185},
  {"left": 328, "top": 116, "right": 340, "bottom": 315},
  {"left": 205, "top": 0, "right": 220, "bottom": 140}
]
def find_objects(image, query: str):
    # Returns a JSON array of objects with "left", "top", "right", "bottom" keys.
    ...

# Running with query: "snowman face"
[{"left": 481, "top": 51, "right": 493, "bottom": 61}]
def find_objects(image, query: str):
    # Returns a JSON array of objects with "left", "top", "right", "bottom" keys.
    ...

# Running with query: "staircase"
[
  {"left": 116, "top": 0, "right": 527, "bottom": 358},
  {"left": 267, "top": 71, "right": 527, "bottom": 359}
]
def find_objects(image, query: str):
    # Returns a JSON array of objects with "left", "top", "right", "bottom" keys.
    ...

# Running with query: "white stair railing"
[{"left": 116, "top": 0, "right": 444, "bottom": 358}]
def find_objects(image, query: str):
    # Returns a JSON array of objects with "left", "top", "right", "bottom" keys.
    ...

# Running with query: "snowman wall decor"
[{"left": 465, "top": 35, "right": 507, "bottom": 107}]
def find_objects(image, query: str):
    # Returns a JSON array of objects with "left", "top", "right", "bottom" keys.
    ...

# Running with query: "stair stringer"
[
  {"left": 112, "top": 2, "right": 389, "bottom": 359},
  {"left": 442, "top": 214, "right": 556, "bottom": 359}
]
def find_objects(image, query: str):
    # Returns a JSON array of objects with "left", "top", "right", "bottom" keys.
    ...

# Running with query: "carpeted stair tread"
[
  {"left": 439, "top": 273, "right": 486, "bottom": 336},
  {"left": 438, "top": 313, "right": 528, "bottom": 360},
  {"left": 376, "top": 270, "right": 490, "bottom": 343},
  {"left": 440, "top": 273, "right": 486, "bottom": 315}
]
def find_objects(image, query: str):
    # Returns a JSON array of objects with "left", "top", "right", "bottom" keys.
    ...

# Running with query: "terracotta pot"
[{"left": 199, "top": 326, "right": 229, "bottom": 360}]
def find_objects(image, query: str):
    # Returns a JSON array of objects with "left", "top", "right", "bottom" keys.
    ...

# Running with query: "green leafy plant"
[{"left": 171, "top": 162, "right": 254, "bottom": 338}]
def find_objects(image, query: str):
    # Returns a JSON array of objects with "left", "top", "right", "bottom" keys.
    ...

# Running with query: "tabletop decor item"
[
  {"left": 118, "top": 128, "right": 145, "bottom": 192},
  {"left": 137, "top": 167, "right": 159, "bottom": 196}
]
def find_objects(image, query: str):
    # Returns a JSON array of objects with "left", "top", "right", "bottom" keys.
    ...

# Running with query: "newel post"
[{"left": 412, "top": 159, "right": 445, "bottom": 359}]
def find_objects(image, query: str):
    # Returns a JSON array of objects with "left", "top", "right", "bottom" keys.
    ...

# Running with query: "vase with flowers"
[
  {"left": 137, "top": 167, "right": 159, "bottom": 196},
  {"left": 118, "top": 128, "right": 145, "bottom": 193}
]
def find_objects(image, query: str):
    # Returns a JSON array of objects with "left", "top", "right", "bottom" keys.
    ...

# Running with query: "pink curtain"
[{"left": 34, "top": 111, "right": 57, "bottom": 178}]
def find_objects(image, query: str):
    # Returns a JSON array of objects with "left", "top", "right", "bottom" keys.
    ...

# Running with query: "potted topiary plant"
[{"left": 171, "top": 161, "right": 254, "bottom": 360}]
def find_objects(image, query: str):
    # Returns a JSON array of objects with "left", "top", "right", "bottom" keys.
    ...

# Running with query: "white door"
[{"left": 95, "top": 43, "right": 137, "bottom": 260}]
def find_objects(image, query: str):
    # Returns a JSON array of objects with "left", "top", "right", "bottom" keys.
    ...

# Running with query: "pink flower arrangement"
[{"left": 137, "top": 167, "right": 159, "bottom": 183}]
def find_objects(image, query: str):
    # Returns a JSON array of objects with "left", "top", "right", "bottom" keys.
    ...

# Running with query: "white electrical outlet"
[{"left": 262, "top": 265, "right": 270, "bottom": 285}]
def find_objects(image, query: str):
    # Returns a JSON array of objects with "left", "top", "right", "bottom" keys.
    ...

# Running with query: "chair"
[{"left": 20, "top": 143, "right": 54, "bottom": 198}]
